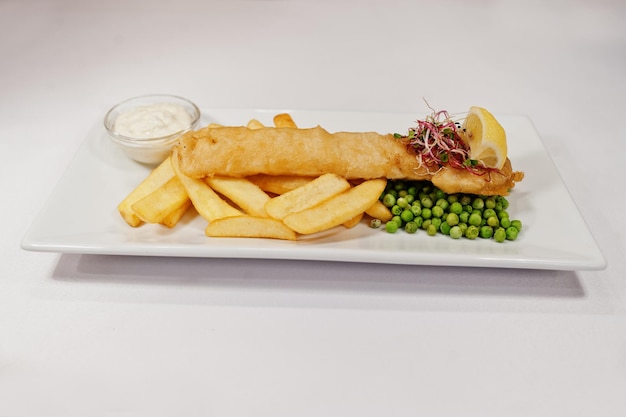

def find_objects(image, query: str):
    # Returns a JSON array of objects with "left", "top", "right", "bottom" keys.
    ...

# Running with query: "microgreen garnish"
[{"left": 395, "top": 107, "right": 495, "bottom": 175}]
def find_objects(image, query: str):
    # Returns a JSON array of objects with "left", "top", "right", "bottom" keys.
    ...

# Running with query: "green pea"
[
  {"left": 511, "top": 219, "right": 522, "bottom": 231},
  {"left": 460, "top": 195, "right": 472, "bottom": 206},
  {"left": 431, "top": 217, "right": 442, "bottom": 230},
  {"left": 391, "top": 215, "right": 402, "bottom": 226},
  {"left": 447, "top": 194, "right": 459, "bottom": 204},
  {"left": 400, "top": 209, "right": 414, "bottom": 223},
  {"left": 506, "top": 226, "right": 519, "bottom": 241},
  {"left": 440, "top": 221, "right": 451, "bottom": 235},
  {"left": 469, "top": 212, "right": 482, "bottom": 227},
  {"left": 500, "top": 217, "right": 512, "bottom": 228},
  {"left": 485, "top": 196, "right": 496, "bottom": 209},
  {"left": 465, "top": 225, "right": 479, "bottom": 239},
  {"left": 483, "top": 208, "right": 497, "bottom": 219},
  {"left": 421, "top": 208, "right": 432, "bottom": 219},
  {"left": 446, "top": 212, "right": 459, "bottom": 226},
  {"left": 449, "top": 201, "right": 463, "bottom": 215},
  {"left": 421, "top": 196, "right": 433, "bottom": 208},
  {"left": 385, "top": 221, "right": 399, "bottom": 233},
  {"left": 414, "top": 216, "right": 423, "bottom": 228},
  {"left": 404, "top": 221, "right": 418, "bottom": 234},
  {"left": 396, "top": 197, "right": 409, "bottom": 209},
  {"left": 494, "top": 227, "right": 506, "bottom": 243},
  {"left": 480, "top": 225, "right": 493, "bottom": 239},
  {"left": 391, "top": 205, "right": 402, "bottom": 216},
  {"left": 370, "top": 218, "right": 382, "bottom": 229},
  {"left": 410, "top": 205, "right": 422, "bottom": 217},
  {"left": 436, "top": 198, "right": 449, "bottom": 210},
  {"left": 472, "top": 197, "right": 485, "bottom": 210},
  {"left": 383, "top": 193, "right": 396, "bottom": 208},
  {"left": 487, "top": 216, "right": 499, "bottom": 228},
  {"left": 427, "top": 224, "right": 438, "bottom": 236},
  {"left": 421, "top": 219, "right": 432, "bottom": 231},
  {"left": 432, "top": 205, "right": 444, "bottom": 218},
  {"left": 394, "top": 182, "right": 406, "bottom": 191},
  {"left": 459, "top": 211, "right": 470, "bottom": 224},
  {"left": 449, "top": 226, "right": 463, "bottom": 239}
]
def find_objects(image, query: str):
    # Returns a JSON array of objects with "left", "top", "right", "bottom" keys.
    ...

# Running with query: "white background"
[{"left": 1, "top": 0, "right": 625, "bottom": 416}]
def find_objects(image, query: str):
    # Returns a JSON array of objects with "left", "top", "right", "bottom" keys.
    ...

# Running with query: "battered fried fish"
[{"left": 175, "top": 125, "right": 523, "bottom": 196}]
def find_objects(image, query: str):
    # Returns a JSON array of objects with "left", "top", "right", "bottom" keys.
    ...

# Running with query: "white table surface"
[{"left": 2, "top": 0, "right": 625, "bottom": 415}]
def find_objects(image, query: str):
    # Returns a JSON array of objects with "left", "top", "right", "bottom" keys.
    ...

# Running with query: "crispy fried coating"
[
  {"left": 175, "top": 125, "right": 523, "bottom": 195},
  {"left": 431, "top": 159, "right": 524, "bottom": 196},
  {"left": 176, "top": 126, "right": 422, "bottom": 180}
]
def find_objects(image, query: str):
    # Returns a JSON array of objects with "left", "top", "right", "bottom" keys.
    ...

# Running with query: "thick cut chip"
[
  {"left": 206, "top": 216, "right": 297, "bottom": 241},
  {"left": 205, "top": 176, "right": 271, "bottom": 218},
  {"left": 131, "top": 177, "right": 190, "bottom": 224},
  {"left": 117, "top": 156, "right": 175, "bottom": 227},
  {"left": 247, "top": 175, "right": 315, "bottom": 195},
  {"left": 170, "top": 148, "right": 242, "bottom": 222},
  {"left": 160, "top": 200, "right": 193, "bottom": 228},
  {"left": 343, "top": 213, "right": 364, "bottom": 229},
  {"left": 246, "top": 119, "right": 265, "bottom": 130},
  {"left": 283, "top": 179, "right": 387, "bottom": 234},
  {"left": 365, "top": 200, "right": 393, "bottom": 222},
  {"left": 264, "top": 173, "right": 351, "bottom": 220},
  {"left": 273, "top": 113, "right": 298, "bottom": 128}
]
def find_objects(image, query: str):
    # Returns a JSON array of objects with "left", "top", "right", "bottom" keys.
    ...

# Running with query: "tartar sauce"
[{"left": 113, "top": 103, "right": 192, "bottom": 139}]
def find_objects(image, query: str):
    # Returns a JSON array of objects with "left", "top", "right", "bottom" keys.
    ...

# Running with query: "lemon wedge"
[{"left": 461, "top": 106, "right": 507, "bottom": 170}]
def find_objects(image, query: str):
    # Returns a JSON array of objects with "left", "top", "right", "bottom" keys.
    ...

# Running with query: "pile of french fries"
[{"left": 117, "top": 113, "right": 393, "bottom": 240}]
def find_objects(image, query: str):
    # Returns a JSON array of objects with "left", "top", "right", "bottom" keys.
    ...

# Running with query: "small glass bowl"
[{"left": 104, "top": 94, "right": 201, "bottom": 164}]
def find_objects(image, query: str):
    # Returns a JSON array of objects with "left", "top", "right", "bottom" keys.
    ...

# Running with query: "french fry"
[
  {"left": 283, "top": 179, "right": 387, "bottom": 234},
  {"left": 117, "top": 156, "right": 175, "bottom": 227},
  {"left": 246, "top": 119, "right": 265, "bottom": 130},
  {"left": 206, "top": 216, "right": 297, "bottom": 241},
  {"left": 343, "top": 213, "right": 364, "bottom": 228},
  {"left": 160, "top": 200, "right": 193, "bottom": 228},
  {"left": 119, "top": 114, "right": 398, "bottom": 240},
  {"left": 205, "top": 176, "right": 271, "bottom": 218},
  {"left": 264, "top": 173, "right": 351, "bottom": 220},
  {"left": 273, "top": 113, "right": 298, "bottom": 128},
  {"left": 247, "top": 174, "right": 315, "bottom": 195},
  {"left": 131, "top": 177, "right": 190, "bottom": 224},
  {"left": 170, "top": 148, "right": 242, "bottom": 222},
  {"left": 365, "top": 200, "right": 393, "bottom": 222}
]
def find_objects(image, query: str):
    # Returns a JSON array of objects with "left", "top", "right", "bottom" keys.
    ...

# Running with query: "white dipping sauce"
[{"left": 113, "top": 102, "right": 192, "bottom": 139}]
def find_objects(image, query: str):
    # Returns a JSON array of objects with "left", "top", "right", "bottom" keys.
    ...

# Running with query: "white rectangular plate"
[{"left": 22, "top": 109, "right": 606, "bottom": 270}]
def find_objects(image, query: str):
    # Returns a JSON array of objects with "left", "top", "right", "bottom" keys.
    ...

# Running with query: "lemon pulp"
[{"left": 462, "top": 106, "right": 507, "bottom": 170}]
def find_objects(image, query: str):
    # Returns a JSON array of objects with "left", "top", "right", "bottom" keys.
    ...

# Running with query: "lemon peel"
[{"left": 462, "top": 106, "right": 507, "bottom": 170}]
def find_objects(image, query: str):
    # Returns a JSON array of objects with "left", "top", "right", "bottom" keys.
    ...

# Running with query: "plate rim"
[{"left": 21, "top": 108, "right": 607, "bottom": 271}]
